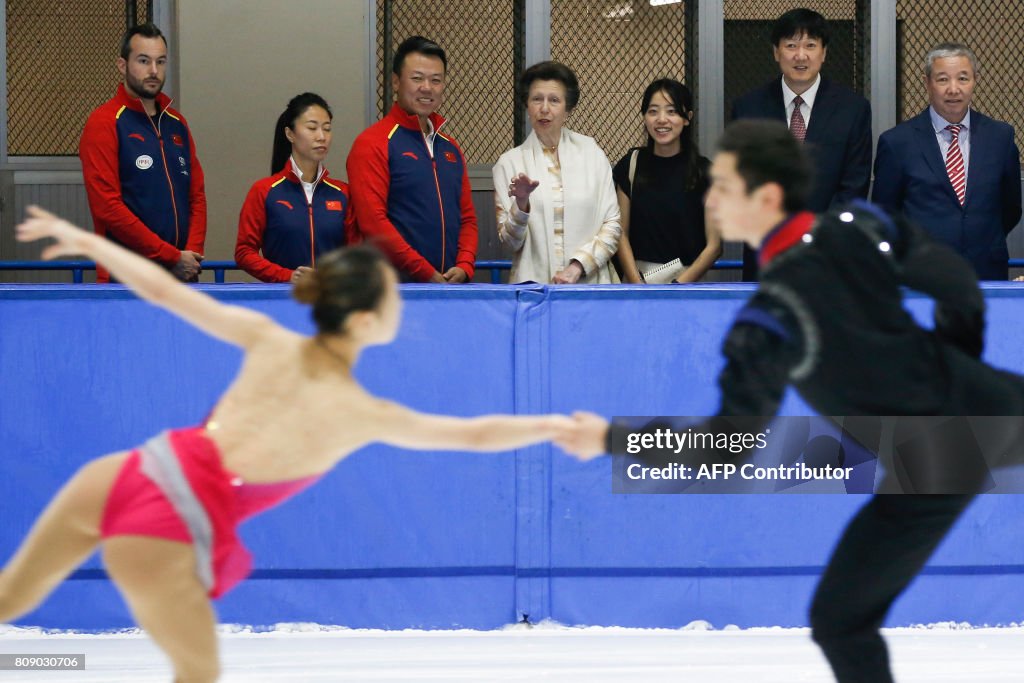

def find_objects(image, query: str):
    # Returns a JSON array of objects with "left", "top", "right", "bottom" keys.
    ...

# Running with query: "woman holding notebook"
[{"left": 612, "top": 79, "right": 719, "bottom": 284}]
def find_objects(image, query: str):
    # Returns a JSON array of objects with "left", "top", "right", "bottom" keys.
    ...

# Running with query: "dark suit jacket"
[
  {"left": 732, "top": 77, "right": 873, "bottom": 278},
  {"left": 732, "top": 77, "right": 872, "bottom": 211},
  {"left": 872, "top": 109, "right": 1022, "bottom": 280}
]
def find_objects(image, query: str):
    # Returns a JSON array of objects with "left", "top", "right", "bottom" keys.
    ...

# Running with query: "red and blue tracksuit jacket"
[
  {"left": 346, "top": 105, "right": 477, "bottom": 282},
  {"left": 79, "top": 83, "right": 206, "bottom": 283},
  {"left": 235, "top": 164, "right": 355, "bottom": 282}
]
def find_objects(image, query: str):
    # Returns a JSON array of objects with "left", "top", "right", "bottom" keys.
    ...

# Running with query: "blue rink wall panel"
[{"left": 2, "top": 284, "right": 1024, "bottom": 630}]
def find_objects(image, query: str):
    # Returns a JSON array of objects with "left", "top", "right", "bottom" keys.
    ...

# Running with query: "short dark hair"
[
  {"left": 770, "top": 8, "right": 830, "bottom": 47},
  {"left": 271, "top": 92, "right": 333, "bottom": 175},
  {"left": 518, "top": 61, "right": 580, "bottom": 111},
  {"left": 392, "top": 36, "right": 447, "bottom": 76},
  {"left": 120, "top": 22, "right": 167, "bottom": 60},
  {"left": 717, "top": 120, "right": 810, "bottom": 213},
  {"left": 292, "top": 246, "right": 390, "bottom": 336}
]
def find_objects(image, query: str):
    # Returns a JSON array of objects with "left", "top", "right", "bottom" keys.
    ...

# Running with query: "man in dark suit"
[
  {"left": 732, "top": 8, "right": 872, "bottom": 280},
  {"left": 873, "top": 43, "right": 1021, "bottom": 281}
]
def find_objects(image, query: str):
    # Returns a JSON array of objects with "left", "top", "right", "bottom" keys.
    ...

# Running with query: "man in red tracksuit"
[
  {"left": 346, "top": 36, "right": 478, "bottom": 283},
  {"left": 80, "top": 23, "right": 206, "bottom": 283}
]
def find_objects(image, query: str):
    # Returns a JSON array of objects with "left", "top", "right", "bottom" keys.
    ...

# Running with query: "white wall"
[{"left": 176, "top": 0, "right": 368, "bottom": 261}]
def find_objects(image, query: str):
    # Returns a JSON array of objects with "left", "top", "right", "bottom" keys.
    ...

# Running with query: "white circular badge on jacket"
[{"left": 136, "top": 155, "right": 154, "bottom": 170}]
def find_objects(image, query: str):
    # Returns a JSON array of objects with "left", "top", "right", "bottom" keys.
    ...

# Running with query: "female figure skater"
[{"left": 1, "top": 206, "right": 570, "bottom": 682}]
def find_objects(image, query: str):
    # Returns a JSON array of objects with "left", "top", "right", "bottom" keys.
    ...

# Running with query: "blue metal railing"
[
  {"left": 0, "top": 260, "right": 94, "bottom": 283},
  {"left": 0, "top": 260, "right": 519, "bottom": 283},
  {"left": 3, "top": 259, "right": 1022, "bottom": 284},
  {"left": 0, "top": 259, "right": 744, "bottom": 284},
  {"left": 0, "top": 260, "right": 511, "bottom": 284},
  {"left": 0, "top": 260, "right": 240, "bottom": 284},
  {"left": 474, "top": 260, "right": 509, "bottom": 284}
]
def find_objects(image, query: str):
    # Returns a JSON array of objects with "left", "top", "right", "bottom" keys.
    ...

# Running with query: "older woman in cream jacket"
[{"left": 493, "top": 61, "right": 621, "bottom": 284}]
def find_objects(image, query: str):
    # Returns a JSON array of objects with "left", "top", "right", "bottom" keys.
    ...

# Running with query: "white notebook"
[{"left": 640, "top": 258, "right": 683, "bottom": 284}]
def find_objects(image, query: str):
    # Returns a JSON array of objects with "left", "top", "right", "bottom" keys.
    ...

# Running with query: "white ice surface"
[{"left": 1, "top": 622, "right": 1023, "bottom": 682}]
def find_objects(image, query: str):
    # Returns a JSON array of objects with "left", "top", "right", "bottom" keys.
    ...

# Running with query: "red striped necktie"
[
  {"left": 790, "top": 95, "right": 807, "bottom": 142},
  {"left": 945, "top": 124, "right": 966, "bottom": 205}
]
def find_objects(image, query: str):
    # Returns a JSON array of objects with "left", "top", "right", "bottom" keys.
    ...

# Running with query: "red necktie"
[
  {"left": 790, "top": 95, "right": 807, "bottom": 142},
  {"left": 945, "top": 124, "right": 966, "bottom": 205}
]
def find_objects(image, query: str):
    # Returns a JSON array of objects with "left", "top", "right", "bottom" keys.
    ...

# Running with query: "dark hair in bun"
[
  {"left": 271, "top": 92, "right": 332, "bottom": 175},
  {"left": 291, "top": 245, "right": 390, "bottom": 334}
]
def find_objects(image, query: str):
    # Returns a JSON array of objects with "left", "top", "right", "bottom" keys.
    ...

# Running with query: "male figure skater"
[{"left": 558, "top": 119, "right": 1024, "bottom": 682}]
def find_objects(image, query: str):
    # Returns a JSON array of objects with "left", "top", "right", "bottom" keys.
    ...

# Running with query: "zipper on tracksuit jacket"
[
  {"left": 146, "top": 110, "right": 181, "bottom": 248},
  {"left": 423, "top": 136, "right": 447, "bottom": 272}
]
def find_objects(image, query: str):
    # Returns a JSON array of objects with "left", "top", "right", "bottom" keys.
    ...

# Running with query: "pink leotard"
[{"left": 101, "top": 426, "right": 320, "bottom": 598}]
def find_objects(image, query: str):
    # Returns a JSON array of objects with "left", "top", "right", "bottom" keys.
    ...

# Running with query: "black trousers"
[{"left": 809, "top": 494, "right": 976, "bottom": 682}]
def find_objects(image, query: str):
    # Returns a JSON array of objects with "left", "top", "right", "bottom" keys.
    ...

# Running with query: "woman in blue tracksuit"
[{"left": 235, "top": 93, "right": 354, "bottom": 283}]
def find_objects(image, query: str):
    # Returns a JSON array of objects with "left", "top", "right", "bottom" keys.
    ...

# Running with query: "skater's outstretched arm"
[
  {"left": 362, "top": 399, "right": 573, "bottom": 453},
  {"left": 16, "top": 205, "right": 274, "bottom": 348}
]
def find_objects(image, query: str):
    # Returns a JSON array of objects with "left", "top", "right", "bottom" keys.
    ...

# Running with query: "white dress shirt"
[{"left": 782, "top": 74, "right": 822, "bottom": 129}]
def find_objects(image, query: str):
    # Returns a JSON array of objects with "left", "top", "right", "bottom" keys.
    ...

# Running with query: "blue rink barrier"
[{"left": 2, "top": 283, "right": 1024, "bottom": 631}]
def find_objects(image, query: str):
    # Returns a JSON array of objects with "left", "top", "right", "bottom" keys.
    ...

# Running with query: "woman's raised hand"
[{"left": 508, "top": 173, "right": 540, "bottom": 212}]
